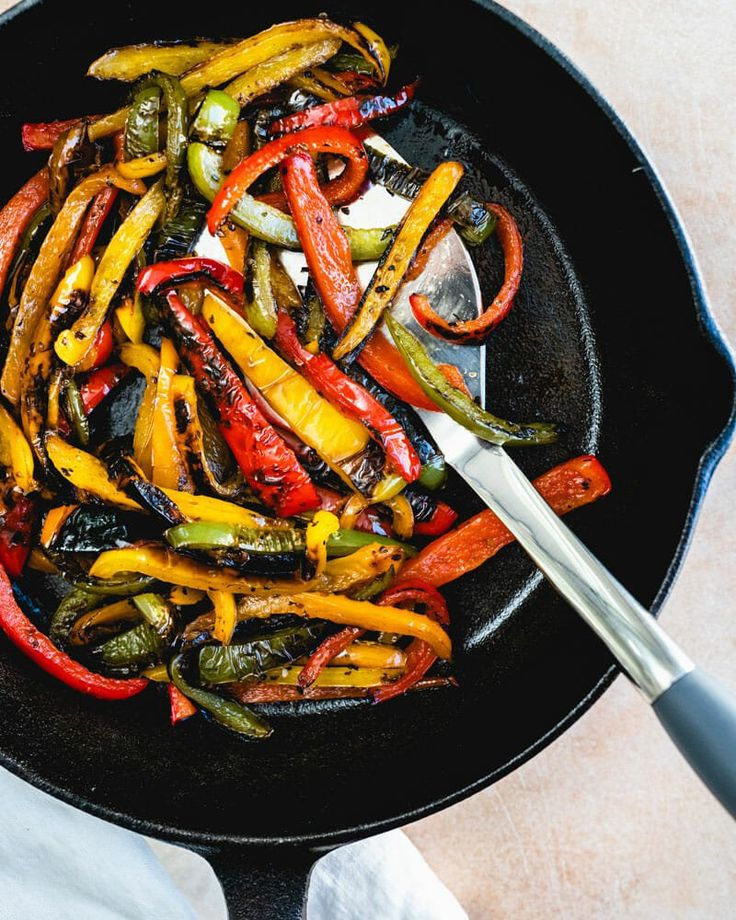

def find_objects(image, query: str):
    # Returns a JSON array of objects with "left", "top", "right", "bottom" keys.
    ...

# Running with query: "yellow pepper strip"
[
  {"left": 202, "top": 291, "right": 371, "bottom": 479},
  {"left": 87, "top": 40, "right": 232, "bottom": 81},
  {"left": 46, "top": 368, "right": 65, "bottom": 431},
  {"left": 46, "top": 433, "right": 140, "bottom": 510},
  {"left": 68, "top": 598, "right": 139, "bottom": 646},
  {"left": 332, "top": 161, "right": 465, "bottom": 360},
  {"left": 305, "top": 509, "right": 339, "bottom": 576},
  {"left": 384, "top": 494, "right": 415, "bottom": 539},
  {"left": 141, "top": 663, "right": 170, "bottom": 682},
  {"left": 28, "top": 547, "right": 58, "bottom": 574},
  {"left": 45, "top": 431, "right": 273, "bottom": 528},
  {"left": 282, "top": 593, "right": 452, "bottom": 659},
  {"left": 339, "top": 494, "right": 367, "bottom": 530},
  {"left": 0, "top": 402, "right": 36, "bottom": 492},
  {"left": 352, "top": 20, "right": 392, "bottom": 84},
  {"left": 210, "top": 590, "right": 238, "bottom": 645},
  {"left": 120, "top": 342, "right": 160, "bottom": 477},
  {"left": 116, "top": 151, "right": 167, "bottom": 179},
  {"left": 88, "top": 19, "right": 385, "bottom": 141},
  {"left": 21, "top": 255, "right": 95, "bottom": 463},
  {"left": 151, "top": 338, "right": 191, "bottom": 491},
  {"left": 89, "top": 545, "right": 314, "bottom": 595},
  {"left": 288, "top": 73, "right": 339, "bottom": 102},
  {"left": 55, "top": 179, "right": 165, "bottom": 368},
  {"left": 331, "top": 641, "right": 407, "bottom": 670},
  {"left": 224, "top": 39, "right": 341, "bottom": 106},
  {"left": 168, "top": 586, "right": 206, "bottom": 606},
  {"left": 115, "top": 296, "right": 146, "bottom": 344},
  {"left": 39, "top": 504, "right": 78, "bottom": 548},
  {"left": 1, "top": 168, "right": 145, "bottom": 404},
  {"left": 263, "top": 665, "right": 403, "bottom": 688}
]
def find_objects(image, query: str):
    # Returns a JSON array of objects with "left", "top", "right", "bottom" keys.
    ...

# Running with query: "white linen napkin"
[{"left": 0, "top": 766, "right": 466, "bottom": 919}]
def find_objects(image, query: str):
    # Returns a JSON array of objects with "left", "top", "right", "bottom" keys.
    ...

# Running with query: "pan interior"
[{"left": 0, "top": 0, "right": 731, "bottom": 847}]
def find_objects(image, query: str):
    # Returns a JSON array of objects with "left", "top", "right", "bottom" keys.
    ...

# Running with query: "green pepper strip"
[
  {"left": 191, "top": 90, "right": 240, "bottom": 147},
  {"left": 133, "top": 72, "right": 188, "bottom": 219},
  {"left": 132, "top": 593, "right": 174, "bottom": 639},
  {"left": 197, "top": 622, "right": 329, "bottom": 684},
  {"left": 247, "top": 240, "right": 277, "bottom": 339},
  {"left": 125, "top": 85, "right": 161, "bottom": 159},
  {"left": 386, "top": 315, "right": 558, "bottom": 447},
  {"left": 49, "top": 575, "right": 156, "bottom": 645},
  {"left": 169, "top": 653, "right": 272, "bottom": 739},
  {"left": 187, "top": 141, "right": 393, "bottom": 259},
  {"left": 98, "top": 621, "right": 163, "bottom": 670},
  {"left": 164, "top": 521, "right": 415, "bottom": 557},
  {"left": 63, "top": 378, "right": 89, "bottom": 446}
]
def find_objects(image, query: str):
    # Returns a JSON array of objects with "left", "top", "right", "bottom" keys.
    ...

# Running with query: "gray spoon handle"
[{"left": 418, "top": 410, "right": 736, "bottom": 816}]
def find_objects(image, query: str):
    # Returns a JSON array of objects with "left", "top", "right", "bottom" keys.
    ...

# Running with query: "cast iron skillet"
[{"left": 0, "top": 1, "right": 733, "bottom": 916}]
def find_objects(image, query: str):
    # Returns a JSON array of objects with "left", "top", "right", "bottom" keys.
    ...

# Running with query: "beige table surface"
[{"left": 4, "top": 1, "right": 734, "bottom": 917}]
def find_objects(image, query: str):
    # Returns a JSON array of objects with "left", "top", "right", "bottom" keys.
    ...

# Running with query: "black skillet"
[{"left": 0, "top": 1, "right": 734, "bottom": 916}]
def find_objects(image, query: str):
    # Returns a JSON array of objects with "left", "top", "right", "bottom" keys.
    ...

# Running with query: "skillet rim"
[{"left": 0, "top": 0, "right": 733, "bottom": 849}]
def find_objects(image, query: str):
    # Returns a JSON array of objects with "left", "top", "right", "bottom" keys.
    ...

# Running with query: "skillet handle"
[
  {"left": 653, "top": 668, "right": 736, "bottom": 817},
  {"left": 197, "top": 845, "right": 318, "bottom": 919}
]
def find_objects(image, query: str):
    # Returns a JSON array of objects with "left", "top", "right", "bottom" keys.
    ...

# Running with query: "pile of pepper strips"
[{"left": 0, "top": 18, "right": 611, "bottom": 739}]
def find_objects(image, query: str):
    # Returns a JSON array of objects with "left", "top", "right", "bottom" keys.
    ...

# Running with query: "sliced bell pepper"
[
  {"left": 231, "top": 675, "right": 454, "bottom": 703},
  {"left": 224, "top": 39, "right": 342, "bottom": 107},
  {"left": 192, "top": 90, "right": 241, "bottom": 146},
  {"left": 1, "top": 167, "right": 145, "bottom": 404},
  {"left": 151, "top": 338, "right": 191, "bottom": 491},
  {"left": 207, "top": 125, "right": 369, "bottom": 234},
  {"left": 275, "top": 311, "right": 420, "bottom": 481},
  {"left": 77, "top": 320, "right": 114, "bottom": 373},
  {"left": 372, "top": 578, "right": 449, "bottom": 703},
  {"left": 0, "top": 564, "right": 148, "bottom": 700},
  {"left": 55, "top": 179, "right": 164, "bottom": 368},
  {"left": 278, "top": 147, "right": 447, "bottom": 410},
  {"left": 48, "top": 122, "right": 88, "bottom": 216},
  {"left": 168, "top": 683, "right": 198, "bottom": 724},
  {"left": 116, "top": 151, "right": 167, "bottom": 179},
  {"left": 386, "top": 315, "right": 557, "bottom": 447},
  {"left": 383, "top": 494, "right": 414, "bottom": 539},
  {"left": 246, "top": 240, "right": 278, "bottom": 338},
  {"left": 124, "top": 85, "right": 161, "bottom": 160},
  {"left": 405, "top": 217, "right": 453, "bottom": 283},
  {"left": 210, "top": 590, "right": 238, "bottom": 646},
  {"left": 115, "top": 296, "right": 146, "bottom": 344},
  {"left": 298, "top": 625, "right": 365, "bottom": 689},
  {"left": 0, "top": 403, "right": 35, "bottom": 493},
  {"left": 305, "top": 509, "right": 340, "bottom": 576},
  {"left": 402, "top": 455, "right": 612, "bottom": 586},
  {"left": 21, "top": 118, "right": 86, "bottom": 152},
  {"left": 63, "top": 379, "right": 90, "bottom": 445},
  {"left": 332, "top": 641, "right": 406, "bottom": 669},
  {"left": 413, "top": 499, "right": 458, "bottom": 537},
  {"left": 88, "top": 40, "right": 231, "bottom": 81},
  {"left": 163, "top": 291, "right": 319, "bottom": 516},
  {"left": 410, "top": 203, "right": 523, "bottom": 343},
  {"left": 79, "top": 363, "right": 129, "bottom": 414},
  {"left": 0, "top": 167, "right": 49, "bottom": 302},
  {"left": 70, "top": 187, "right": 119, "bottom": 263},
  {"left": 0, "top": 492, "right": 36, "bottom": 578},
  {"left": 271, "top": 80, "right": 417, "bottom": 135},
  {"left": 333, "top": 160, "right": 464, "bottom": 360}
]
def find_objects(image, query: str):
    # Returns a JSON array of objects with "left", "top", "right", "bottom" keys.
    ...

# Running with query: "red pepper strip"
[
  {"left": 275, "top": 310, "right": 421, "bottom": 481},
  {"left": 437, "top": 364, "right": 472, "bottom": 398},
  {"left": 332, "top": 71, "right": 381, "bottom": 93},
  {"left": 316, "top": 486, "right": 393, "bottom": 537},
  {"left": 169, "top": 682, "right": 197, "bottom": 724},
  {"left": 0, "top": 563, "right": 148, "bottom": 700},
  {"left": 405, "top": 218, "right": 454, "bottom": 283},
  {"left": 414, "top": 500, "right": 458, "bottom": 537},
  {"left": 137, "top": 258, "right": 244, "bottom": 301},
  {"left": 164, "top": 291, "right": 319, "bottom": 517},
  {"left": 270, "top": 80, "right": 418, "bottom": 136},
  {"left": 70, "top": 186, "right": 119, "bottom": 263},
  {"left": 410, "top": 203, "right": 523, "bottom": 344},
  {"left": 279, "top": 149, "right": 444, "bottom": 411},
  {"left": 0, "top": 168, "right": 49, "bottom": 296},
  {"left": 298, "top": 626, "right": 365, "bottom": 689},
  {"left": 21, "top": 118, "right": 83, "bottom": 152},
  {"left": 0, "top": 493, "right": 37, "bottom": 578},
  {"left": 207, "top": 125, "right": 369, "bottom": 234},
  {"left": 79, "top": 363, "right": 130, "bottom": 413},
  {"left": 403, "top": 456, "right": 612, "bottom": 587},
  {"left": 372, "top": 579, "right": 449, "bottom": 704},
  {"left": 84, "top": 320, "right": 114, "bottom": 370}
]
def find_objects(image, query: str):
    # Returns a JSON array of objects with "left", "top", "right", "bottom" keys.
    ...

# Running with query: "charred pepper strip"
[
  {"left": 333, "top": 161, "right": 464, "bottom": 360},
  {"left": 275, "top": 310, "right": 421, "bottom": 482},
  {"left": 124, "top": 85, "right": 161, "bottom": 160},
  {"left": 298, "top": 625, "right": 365, "bottom": 689},
  {"left": 0, "top": 493, "right": 37, "bottom": 577},
  {"left": 88, "top": 40, "right": 232, "bottom": 82},
  {"left": 386, "top": 315, "right": 557, "bottom": 447},
  {"left": 0, "top": 403, "right": 36, "bottom": 493},
  {"left": 163, "top": 291, "right": 319, "bottom": 516},
  {"left": 270, "top": 80, "right": 418, "bottom": 135},
  {"left": 207, "top": 125, "right": 369, "bottom": 234},
  {"left": 402, "top": 456, "right": 612, "bottom": 587},
  {"left": 0, "top": 565, "right": 148, "bottom": 699},
  {"left": 410, "top": 204, "right": 523, "bottom": 344},
  {"left": 2, "top": 167, "right": 145, "bottom": 404},
  {"left": 79, "top": 363, "right": 129, "bottom": 414},
  {"left": 55, "top": 179, "right": 165, "bottom": 368},
  {"left": 21, "top": 118, "right": 86, "bottom": 152},
  {"left": 0, "top": 168, "right": 49, "bottom": 300},
  {"left": 69, "top": 186, "right": 119, "bottom": 263}
]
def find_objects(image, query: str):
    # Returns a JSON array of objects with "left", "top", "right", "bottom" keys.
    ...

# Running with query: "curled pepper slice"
[
  {"left": 298, "top": 625, "right": 365, "bottom": 689},
  {"left": 410, "top": 203, "right": 523, "bottom": 343},
  {"left": 207, "top": 125, "right": 369, "bottom": 234},
  {"left": 137, "top": 256, "right": 244, "bottom": 300},
  {"left": 0, "top": 564, "right": 148, "bottom": 700},
  {"left": 270, "top": 80, "right": 418, "bottom": 136}
]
